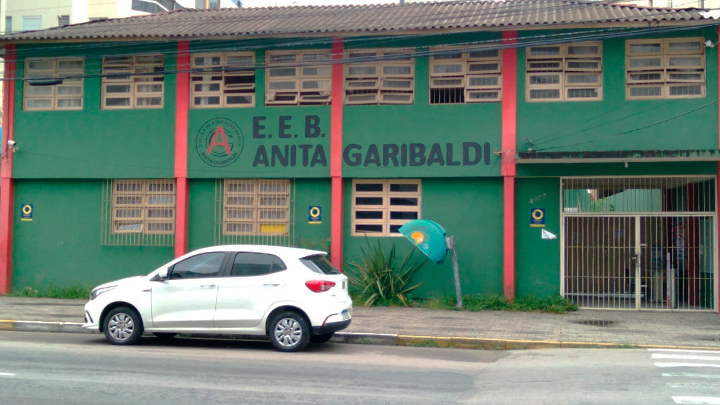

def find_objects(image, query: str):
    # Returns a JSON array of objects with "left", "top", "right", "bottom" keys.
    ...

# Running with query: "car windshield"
[{"left": 300, "top": 255, "right": 341, "bottom": 275}]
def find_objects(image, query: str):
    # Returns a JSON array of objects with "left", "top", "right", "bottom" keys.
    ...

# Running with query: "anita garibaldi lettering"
[{"left": 343, "top": 142, "right": 492, "bottom": 167}]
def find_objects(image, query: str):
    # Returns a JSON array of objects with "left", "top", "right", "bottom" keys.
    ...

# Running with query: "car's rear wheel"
[
  {"left": 269, "top": 311, "right": 310, "bottom": 352},
  {"left": 310, "top": 332, "right": 335, "bottom": 344},
  {"left": 103, "top": 306, "right": 144, "bottom": 345}
]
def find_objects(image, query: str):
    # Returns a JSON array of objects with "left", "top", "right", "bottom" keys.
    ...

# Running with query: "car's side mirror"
[{"left": 152, "top": 267, "right": 170, "bottom": 281}]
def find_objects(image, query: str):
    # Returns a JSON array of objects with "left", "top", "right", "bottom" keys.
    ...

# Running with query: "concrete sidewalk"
[{"left": 1, "top": 296, "right": 719, "bottom": 350}]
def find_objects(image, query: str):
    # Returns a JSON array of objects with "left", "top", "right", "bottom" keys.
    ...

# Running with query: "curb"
[{"left": 2, "top": 320, "right": 719, "bottom": 351}]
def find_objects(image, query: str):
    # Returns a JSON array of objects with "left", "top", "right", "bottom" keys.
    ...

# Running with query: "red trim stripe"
[
  {"left": 330, "top": 38, "right": 344, "bottom": 269},
  {"left": 502, "top": 31, "right": 518, "bottom": 301},
  {"left": 0, "top": 45, "right": 17, "bottom": 294},
  {"left": 174, "top": 41, "right": 190, "bottom": 257}
]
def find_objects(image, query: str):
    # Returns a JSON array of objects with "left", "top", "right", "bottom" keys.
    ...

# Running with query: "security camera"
[
  {"left": 7, "top": 140, "right": 16, "bottom": 147},
  {"left": 705, "top": 40, "right": 715, "bottom": 48}
]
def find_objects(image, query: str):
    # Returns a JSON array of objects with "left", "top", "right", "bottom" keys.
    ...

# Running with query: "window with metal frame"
[
  {"left": 526, "top": 42, "right": 602, "bottom": 102},
  {"left": 222, "top": 179, "right": 291, "bottom": 236},
  {"left": 102, "top": 54, "right": 164, "bottom": 109},
  {"left": 24, "top": 58, "right": 84, "bottom": 111},
  {"left": 625, "top": 38, "right": 706, "bottom": 100},
  {"left": 265, "top": 50, "right": 332, "bottom": 106},
  {"left": 430, "top": 47, "right": 502, "bottom": 104},
  {"left": 111, "top": 179, "right": 175, "bottom": 234},
  {"left": 191, "top": 52, "right": 255, "bottom": 108},
  {"left": 351, "top": 179, "right": 421, "bottom": 236},
  {"left": 344, "top": 49, "right": 415, "bottom": 105}
]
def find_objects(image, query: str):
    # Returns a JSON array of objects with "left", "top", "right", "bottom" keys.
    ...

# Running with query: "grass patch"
[
  {"left": 412, "top": 340, "right": 440, "bottom": 348},
  {"left": 8, "top": 284, "right": 91, "bottom": 299},
  {"left": 351, "top": 291, "right": 578, "bottom": 314}
]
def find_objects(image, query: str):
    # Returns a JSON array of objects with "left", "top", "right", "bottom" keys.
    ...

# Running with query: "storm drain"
[{"left": 571, "top": 320, "right": 616, "bottom": 327}]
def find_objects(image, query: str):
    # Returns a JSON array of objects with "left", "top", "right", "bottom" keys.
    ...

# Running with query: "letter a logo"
[{"left": 206, "top": 126, "right": 231, "bottom": 156}]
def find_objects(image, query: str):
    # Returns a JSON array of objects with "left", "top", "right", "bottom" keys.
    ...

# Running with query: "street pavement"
[
  {"left": 1, "top": 296, "right": 719, "bottom": 349},
  {"left": 4, "top": 331, "right": 720, "bottom": 404}
]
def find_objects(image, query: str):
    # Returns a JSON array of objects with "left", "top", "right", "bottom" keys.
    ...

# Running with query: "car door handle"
[
  {"left": 263, "top": 283, "right": 280, "bottom": 287},
  {"left": 200, "top": 284, "right": 216, "bottom": 288}
]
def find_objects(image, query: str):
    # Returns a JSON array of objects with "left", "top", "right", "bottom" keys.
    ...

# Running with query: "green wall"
[
  {"left": 343, "top": 177, "right": 504, "bottom": 298},
  {"left": 517, "top": 29, "right": 719, "bottom": 153},
  {"left": 187, "top": 178, "right": 331, "bottom": 251},
  {"left": 12, "top": 180, "right": 174, "bottom": 289},
  {"left": 13, "top": 43, "right": 177, "bottom": 179}
]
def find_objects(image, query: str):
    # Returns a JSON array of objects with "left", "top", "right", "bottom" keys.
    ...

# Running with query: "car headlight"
[{"left": 90, "top": 286, "right": 116, "bottom": 301}]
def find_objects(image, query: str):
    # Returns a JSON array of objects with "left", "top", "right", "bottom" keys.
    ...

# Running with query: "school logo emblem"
[{"left": 196, "top": 118, "right": 244, "bottom": 167}]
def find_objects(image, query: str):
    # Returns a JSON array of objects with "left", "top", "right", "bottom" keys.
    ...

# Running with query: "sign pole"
[{"left": 446, "top": 235, "right": 462, "bottom": 309}]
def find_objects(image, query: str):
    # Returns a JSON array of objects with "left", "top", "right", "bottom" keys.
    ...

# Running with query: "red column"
[
  {"left": 174, "top": 42, "right": 190, "bottom": 258},
  {"left": 717, "top": 27, "right": 720, "bottom": 313},
  {"left": 502, "top": 32, "right": 518, "bottom": 301},
  {"left": 330, "top": 38, "right": 344, "bottom": 269},
  {"left": 0, "top": 45, "right": 17, "bottom": 295}
]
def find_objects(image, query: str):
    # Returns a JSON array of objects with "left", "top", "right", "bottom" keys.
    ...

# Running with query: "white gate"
[{"left": 561, "top": 176, "right": 718, "bottom": 311}]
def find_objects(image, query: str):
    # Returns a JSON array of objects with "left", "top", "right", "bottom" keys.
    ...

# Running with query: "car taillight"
[{"left": 305, "top": 280, "right": 336, "bottom": 293}]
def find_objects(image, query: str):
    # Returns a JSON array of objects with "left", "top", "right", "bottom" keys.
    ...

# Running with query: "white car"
[{"left": 83, "top": 245, "right": 352, "bottom": 352}]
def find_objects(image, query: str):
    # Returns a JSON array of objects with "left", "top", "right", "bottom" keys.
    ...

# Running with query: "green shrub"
[
  {"left": 420, "top": 294, "right": 577, "bottom": 314},
  {"left": 345, "top": 239, "right": 427, "bottom": 306},
  {"left": 8, "top": 283, "right": 91, "bottom": 299}
]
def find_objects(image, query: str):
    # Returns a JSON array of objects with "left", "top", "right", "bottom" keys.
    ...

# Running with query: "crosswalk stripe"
[
  {"left": 653, "top": 354, "right": 720, "bottom": 361},
  {"left": 673, "top": 396, "right": 720, "bottom": 404},
  {"left": 663, "top": 373, "right": 720, "bottom": 379},
  {"left": 651, "top": 349, "right": 720, "bottom": 354},
  {"left": 655, "top": 363, "right": 720, "bottom": 368}
]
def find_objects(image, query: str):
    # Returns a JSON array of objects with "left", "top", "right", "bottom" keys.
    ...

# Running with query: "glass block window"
[
  {"left": 102, "top": 54, "right": 164, "bottom": 109},
  {"left": 526, "top": 42, "right": 602, "bottom": 102},
  {"left": 344, "top": 49, "right": 415, "bottom": 105},
  {"left": 626, "top": 38, "right": 705, "bottom": 100},
  {"left": 191, "top": 52, "right": 255, "bottom": 108},
  {"left": 352, "top": 179, "right": 421, "bottom": 236},
  {"left": 266, "top": 50, "right": 332, "bottom": 105},
  {"left": 24, "top": 58, "right": 84, "bottom": 111},
  {"left": 430, "top": 47, "right": 502, "bottom": 104}
]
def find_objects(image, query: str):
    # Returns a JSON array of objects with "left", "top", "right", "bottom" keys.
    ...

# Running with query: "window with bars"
[
  {"left": 223, "top": 179, "right": 291, "bottom": 236},
  {"left": 24, "top": 58, "right": 84, "bottom": 111},
  {"left": 344, "top": 49, "right": 414, "bottom": 105},
  {"left": 102, "top": 55, "right": 164, "bottom": 109},
  {"left": 191, "top": 52, "right": 255, "bottom": 108},
  {"left": 625, "top": 38, "right": 706, "bottom": 100},
  {"left": 526, "top": 42, "right": 602, "bottom": 102},
  {"left": 111, "top": 180, "right": 175, "bottom": 234},
  {"left": 429, "top": 47, "right": 502, "bottom": 104},
  {"left": 265, "top": 50, "right": 332, "bottom": 105},
  {"left": 351, "top": 179, "right": 421, "bottom": 236}
]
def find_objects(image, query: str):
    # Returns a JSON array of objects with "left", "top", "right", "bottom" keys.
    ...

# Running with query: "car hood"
[{"left": 93, "top": 275, "right": 144, "bottom": 290}]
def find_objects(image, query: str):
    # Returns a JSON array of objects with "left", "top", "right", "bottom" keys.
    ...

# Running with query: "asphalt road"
[{"left": 1, "top": 331, "right": 719, "bottom": 405}]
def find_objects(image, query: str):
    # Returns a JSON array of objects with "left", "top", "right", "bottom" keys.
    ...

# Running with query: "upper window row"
[{"left": 22, "top": 38, "right": 707, "bottom": 111}]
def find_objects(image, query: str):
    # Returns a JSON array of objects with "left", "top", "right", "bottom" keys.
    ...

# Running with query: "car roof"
[{"left": 188, "top": 245, "right": 326, "bottom": 260}]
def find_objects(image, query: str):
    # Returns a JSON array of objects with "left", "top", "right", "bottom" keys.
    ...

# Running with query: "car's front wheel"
[
  {"left": 103, "top": 306, "right": 144, "bottom": 345},
  {"left": 269, "top": 311, "right": 310, "bottom": 352}
]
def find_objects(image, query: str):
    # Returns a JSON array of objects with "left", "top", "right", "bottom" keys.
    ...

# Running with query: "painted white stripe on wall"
[{"left": 673, "top": 396, "right": 720, "bottom": 404}]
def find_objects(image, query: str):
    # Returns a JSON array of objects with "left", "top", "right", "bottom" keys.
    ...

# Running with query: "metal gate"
[{"left": 561, "top": 176, "right": 718, "bottom": 311}]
